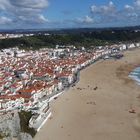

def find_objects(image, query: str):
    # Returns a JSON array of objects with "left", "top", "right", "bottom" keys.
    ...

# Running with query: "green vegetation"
[
  {"left": 0, "top": 133, "right": 10, "bottom": 139},
  {"left": 0, "top": 133, "right": 4, "bottom": 139},
  {"left": 0, "top": 30, "right": 140, "bottom": 50},
  {"left": 18, "top": 111, "right": 36, "bottom": 137}
]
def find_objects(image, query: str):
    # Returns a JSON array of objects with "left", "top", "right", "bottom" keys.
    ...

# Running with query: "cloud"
[
  {"left": 10, "top": 0, "right": 48, "bottom": 9},
  {"left": 124, "top": 5, "right": 134, "bottom": 11},
  {"left": 18, "top": 14, "right": 49, "bottom": 24},
  {"left": 0, "top": 16, "right": 12, "bottom": 24},
  {"left": 73, "top": 0, "right": 140, "bottom": 27},
  {"left": 89, "top": 1, "right": 120, "bottom": 25},
  {"left": 134, "top": 0, "right": 140, "bottom": 7},
  {"left": 37, "top": 15, "right": 49, "bottom": 23},
  {"left": 0, "top": 1, "right": 10, "bottom": 11},
  {"left": 122, "top": 1, "right": 140, "bottom": 20},
  {"left": 91, "top": 1, "right": 116, "bottom": 15},
  {"left": 0, "top": 0, "right": 49, "bottom": 26},
  {"left": 77, "top": 16, "right": 94, "bottom": 24},
  {"left": 88, "top": 1, "right": 140, "bottom": 26},
  {"left": 0, "top": 0, "right": 140, "bottom": 28}
]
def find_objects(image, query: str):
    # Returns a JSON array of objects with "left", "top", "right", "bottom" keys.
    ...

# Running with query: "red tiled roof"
[{"left": 0, "top": 94, "right": 31, "bottom": 100}]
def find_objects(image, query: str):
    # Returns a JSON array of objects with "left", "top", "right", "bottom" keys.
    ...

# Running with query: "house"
[
  {"left": 51, "top": 80, "right": 63, "bottom": 92},
  {"left": 128, "top": 43, "right": 136, "bottom": 49},
  {"left": 136, "top": 43, "right": 140, "bottom": 47},
  {"left": 58, "top": 81, "right": 63, "bottom": 90},
  {"left": 119, "top": 44, "right": 127, "bottom": 51},
  {"left": 32, "top": 92, "right": 42, "bottom": 103},
  {"left": 68, "top": 74, "right": 74, "bottom": 84},
  {"left": 0, "top": 95, "right": 27, "bottom": 111},
  {"left": 45, "top": 84, "right": 54, "bottom": 95}
]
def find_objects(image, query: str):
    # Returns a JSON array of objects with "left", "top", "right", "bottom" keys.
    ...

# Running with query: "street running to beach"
[{"left": 34, "top": 49, "right": 140, "bottom": 140}]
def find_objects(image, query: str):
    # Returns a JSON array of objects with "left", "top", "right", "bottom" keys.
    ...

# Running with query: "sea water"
[{"left": 129, "top": 67, "right": 140, "bottom": 85}]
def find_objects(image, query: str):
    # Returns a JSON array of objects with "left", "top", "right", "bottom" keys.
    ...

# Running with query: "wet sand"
[{"left": 34, "top": 49, "right": 140, "bottom": 140}]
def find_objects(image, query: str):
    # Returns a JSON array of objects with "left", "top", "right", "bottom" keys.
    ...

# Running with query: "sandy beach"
[{"left": 34, "top": 49, "right": 140, "bottom": 140}]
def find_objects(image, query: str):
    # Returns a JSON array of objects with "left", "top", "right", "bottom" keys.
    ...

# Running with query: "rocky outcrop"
[
  {"left": 0, "top": 111, "right": 20, "bottom": 140},
  {"left": 17, "top": 133, "right": 32, "bottom": 140}
]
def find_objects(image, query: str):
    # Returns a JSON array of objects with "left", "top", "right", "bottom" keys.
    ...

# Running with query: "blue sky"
[{"left": 0, "top": 0, "right": 139, "bottom": 29}]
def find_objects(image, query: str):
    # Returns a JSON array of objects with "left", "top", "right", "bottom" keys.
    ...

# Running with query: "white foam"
[{"left": 129, "top": 67, "right": 140, "bottom": 85}]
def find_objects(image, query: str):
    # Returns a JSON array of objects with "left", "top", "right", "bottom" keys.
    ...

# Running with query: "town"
[
  {"left": 0, "top": 33, "right": 35, "bottom": 39},
  {"left": 0, "top": 42, "right": 140, "bottom": 134}
]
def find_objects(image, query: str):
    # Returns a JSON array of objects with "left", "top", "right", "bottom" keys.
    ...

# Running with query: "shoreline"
[
  {"left": 33, "top": 59, "right": 105, "bottom": 132},
  {"left": 32, "top": 58, "right": 105, "bottom": 132},
  {"left": 34, "top": 48, "right": 140, "bottom": 140}
]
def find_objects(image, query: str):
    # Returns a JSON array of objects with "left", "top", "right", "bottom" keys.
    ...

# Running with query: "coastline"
[
  {"left": 34, "top": 48, "right": 140, "bottom": 140},
  {"left": 129, "top": 67, "right": 140, "bottom": 85}
]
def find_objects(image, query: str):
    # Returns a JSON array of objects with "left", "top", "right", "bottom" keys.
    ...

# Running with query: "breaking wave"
[{"left": 129, "top": 67, "right": 140, "bottom": 85}]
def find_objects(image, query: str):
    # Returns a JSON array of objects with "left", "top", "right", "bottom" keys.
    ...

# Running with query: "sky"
[{"left": 0, "top": 0, "right": 139, "bottom": 29}]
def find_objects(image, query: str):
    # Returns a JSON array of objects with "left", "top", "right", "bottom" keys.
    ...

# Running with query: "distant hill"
[
  {"left": 0, "top": 25, "right": 140, "bottom": 50},
  {"left": 46, "top": 25, "right": 140, "bottom": 34},
  {"left": 0, "top": 25, "right": 140, "bottom": 34}
]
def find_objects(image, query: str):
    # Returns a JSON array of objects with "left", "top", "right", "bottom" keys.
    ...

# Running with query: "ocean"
[{"left": 129, "top": 67, "right": 140, "bottom": 85}]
